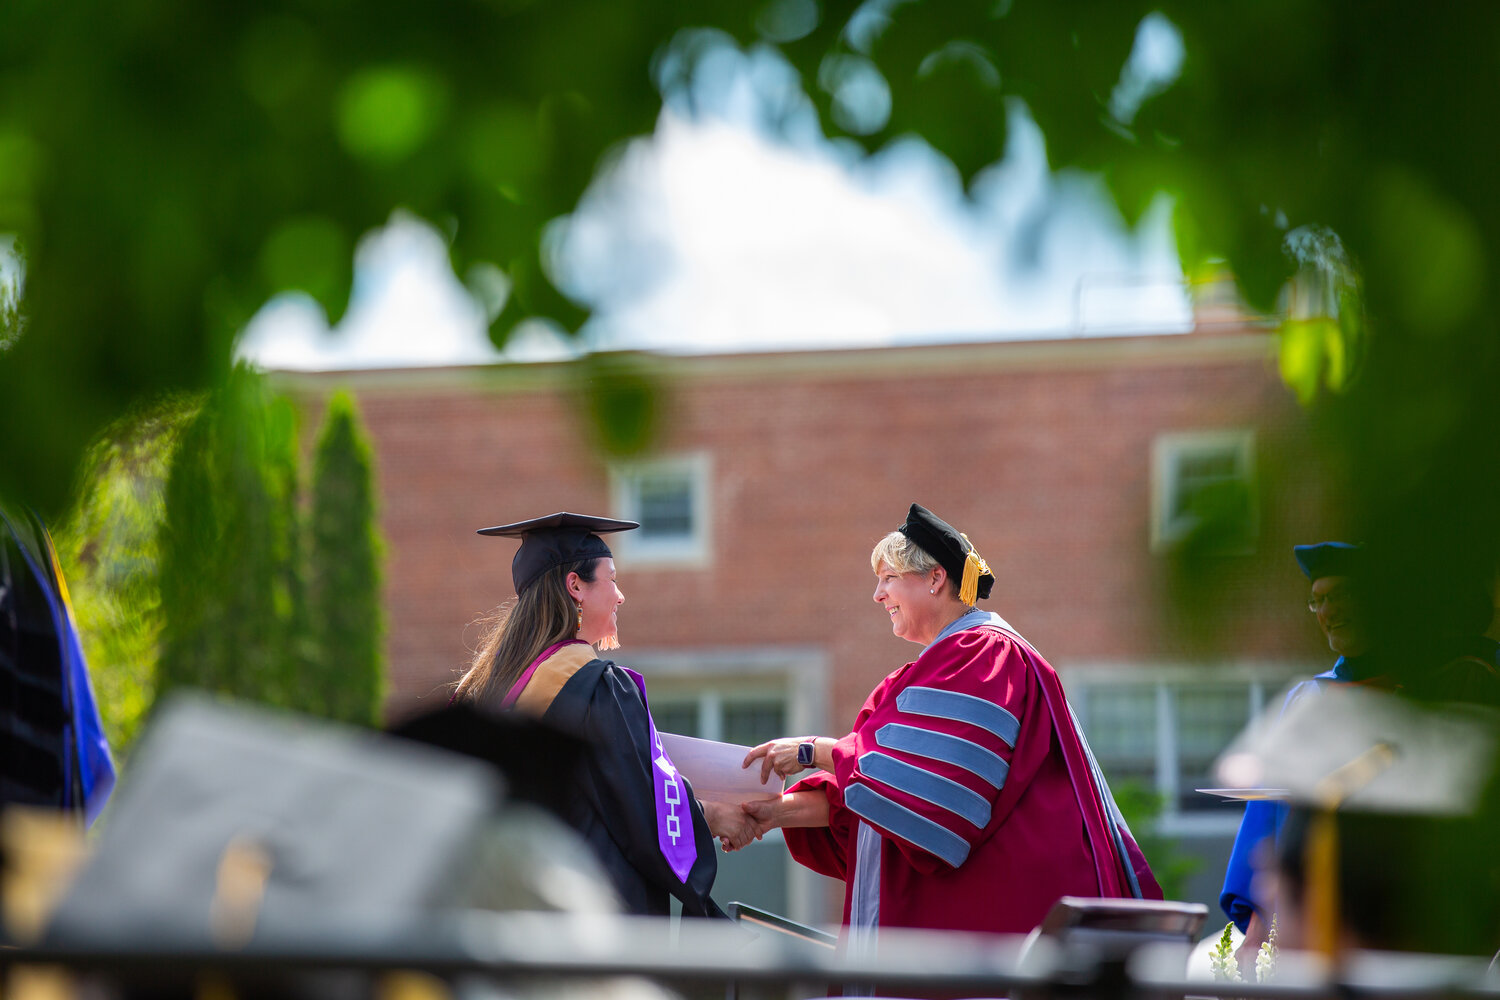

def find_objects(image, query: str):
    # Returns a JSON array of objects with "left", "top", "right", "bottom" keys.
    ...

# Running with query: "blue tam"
[{"left": 1293, "top": 541, "right": 1363, "bottom": 580}]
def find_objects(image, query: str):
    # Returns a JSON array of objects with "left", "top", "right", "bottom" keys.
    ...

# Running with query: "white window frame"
[
  {"left": 1150, "top": 428, "right": 1258, "bottom": 554},
  {"left": 1064, "top": 662, "right": 1313, "bottom": 837},
  {"left": 609, "top": 453, "right": 712, "bottom": 567}
]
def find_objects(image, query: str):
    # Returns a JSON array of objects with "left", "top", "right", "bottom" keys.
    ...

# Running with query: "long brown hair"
[{"left": 453, "top": 558, "right": 602, "bottom": 707}]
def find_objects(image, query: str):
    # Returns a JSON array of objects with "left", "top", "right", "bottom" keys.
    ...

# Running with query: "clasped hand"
[
  {"left": 701, "top": 798, "right": 775, "bottom": 852},
  {"left": 701, "top": 736, "right": 827, "bottom": 851},
  {"left": 742, "top": 737, "right": 812, "bottom": 784}
]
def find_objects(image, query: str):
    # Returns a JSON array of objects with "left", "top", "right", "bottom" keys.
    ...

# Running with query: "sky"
[{"left": 235, "top": 29, "right": 1193, "bottom": 371}]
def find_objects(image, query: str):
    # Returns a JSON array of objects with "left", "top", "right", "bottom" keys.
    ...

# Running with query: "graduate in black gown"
[{"left": 453, "top": 512, "right": 751, "bottom": 917}]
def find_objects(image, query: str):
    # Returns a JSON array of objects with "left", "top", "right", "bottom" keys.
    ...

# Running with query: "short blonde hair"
[{"left": 871, "top": 530, "right": 950, "bottom": 590}]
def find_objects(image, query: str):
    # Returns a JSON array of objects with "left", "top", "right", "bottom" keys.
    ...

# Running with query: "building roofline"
[{"left": 268, "top": 321, "right": 1277, "bottom": 396}]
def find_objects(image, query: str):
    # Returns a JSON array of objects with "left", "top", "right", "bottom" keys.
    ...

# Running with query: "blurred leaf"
[
  {"left": 575, "top": 353, "right": 663, "bottom": 457},
  {"left": 1367, "top": 167, "right": 1485, "bottom": 337},
  {"left": 0, "top": 127, "right": 42, "bottom": 231},
  {"left": 757, "top": 0, "right": 821, "bottom": 44},
  {"left": 259, "top": 216, "right": 351, "bottom": 321},
  {"left": 1278, "top": 317, "right": 1334, "bottom": 406},
  {"left": 238, "top": 15, "right": 321, "bottom": 112},
  {"left": 336, "top": 65, "right": 451, "bottom": 166}
]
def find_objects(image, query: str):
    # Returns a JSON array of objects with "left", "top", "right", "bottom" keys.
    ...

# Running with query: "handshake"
[
  {"left": 696, "top": 736, "right": 832, "bottom": 852},
  {"left": 701, "top": 798, "right": 776, "bottom": 852}
]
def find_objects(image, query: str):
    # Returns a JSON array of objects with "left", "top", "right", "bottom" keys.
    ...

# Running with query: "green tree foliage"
[
  {"left": 0, "top": 0, "right": 760, "bottom": 514},
  {"left": 3, "top": 3, "right": 1495, "bottom": 646},
  {"left": 54, "top": 398, "right": 196, "bottom": 754},
  {"left": 1108, "top": 779, "right": 1200, "bottom": 903},
  {"left": 56, "top": 376, "right": 386, "bottom": 753},
  {"left": 157, "top": 366, "right": 305, "bottom": 709},
  {"left": 307, "top": 391, "right": 384, "bottom": 726}
]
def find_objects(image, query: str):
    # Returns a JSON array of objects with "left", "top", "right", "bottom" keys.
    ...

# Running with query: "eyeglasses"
[{"left": 1307, "top": 585, "right": 1352, "bottom": 614}]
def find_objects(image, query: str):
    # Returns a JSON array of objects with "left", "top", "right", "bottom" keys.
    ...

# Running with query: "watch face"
[{"left": 798, "top": 742, "right": 814, "bottom": 766}]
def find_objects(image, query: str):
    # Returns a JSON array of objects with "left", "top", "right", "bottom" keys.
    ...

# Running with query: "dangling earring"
[{"left": 575, "top": 602, "right": 584, "bottom": 633}]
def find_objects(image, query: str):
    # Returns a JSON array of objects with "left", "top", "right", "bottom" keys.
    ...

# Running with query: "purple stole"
[
  {"left": 621, "top": 667, "right": 698, "bottom": 882},
  {"left": 503, "top": 642, "right": 697, "bottom": 882}
]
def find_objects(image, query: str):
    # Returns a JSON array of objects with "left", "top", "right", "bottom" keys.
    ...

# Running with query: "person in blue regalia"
[
  {"left": 0, "top": 505, "right": 115, "bottom": 825},
  {"left": 1220, "top": 540, "right": 1500, "bottom": 970}
]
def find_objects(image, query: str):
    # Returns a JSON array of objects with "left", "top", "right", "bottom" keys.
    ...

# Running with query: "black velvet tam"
[
  {"left": 478, "top": 512, "right": 638, "bottom": 594},
  {"left": 897, "top": 502, "right": 995, "bottom": 603}
]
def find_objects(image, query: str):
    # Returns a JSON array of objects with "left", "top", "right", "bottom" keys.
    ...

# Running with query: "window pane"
[
  {"left": 722, "top": 699, "right": 786, "bottom": 748},
  {"left": 635, "top": 474, "right": 693, "bottom": 538},
  {"left": 1175, "top": 685, "right": 1251, "bottom": 811},
  {"left": 1178, "top": 450, "right": 1239, "bottom": 482},
  {"left": 653, "top": 700, "right": 700, "bottom": 739},
  {"left": 1081, "top": 684, "right": 1156, "bottom": 788}
]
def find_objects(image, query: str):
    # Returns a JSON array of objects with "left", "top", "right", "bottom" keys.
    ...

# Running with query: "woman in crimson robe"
[
  {"left": 742, "top": 503, "right": 1161, "bottom": 940},
  {"left": 453, "top": 512, "right": 752, "bottom": 917}
]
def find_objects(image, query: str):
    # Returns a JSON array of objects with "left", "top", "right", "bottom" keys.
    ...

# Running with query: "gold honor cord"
[{"left": 1305, "top": 741, "right": 1398, "bottom": 960}]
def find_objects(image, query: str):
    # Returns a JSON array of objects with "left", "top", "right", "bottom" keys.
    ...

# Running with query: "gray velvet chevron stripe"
[
  {"left": 845, "top": 783, "right": 971, "bottom": 867},
  {"left": 858, "top": 751, "right": 991, "bottom": 829},
  {"left": 875, "top": 723, "right": 1010, "bottom": 790},
  {"left": 895, "top": 686, "right": 1020, "bottom": 748}
]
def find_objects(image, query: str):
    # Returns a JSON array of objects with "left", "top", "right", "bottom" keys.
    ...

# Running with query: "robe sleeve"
[
  {"left": 828, "top": 629, "right": 1026, "bottom": 874},
  {"left": 1220, "top": 800, "right": 1276, "bottom": 930},
  {"left": 783, "top": 760, "right": 858, "bottom": 880},
  {"left": 549, "top": 661, "right": 723, "bottom": 917},
  {"left": 1219, "top": 677, "right": 1328, "bottom": 927}
]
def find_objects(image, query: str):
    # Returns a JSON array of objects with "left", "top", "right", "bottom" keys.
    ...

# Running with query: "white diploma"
[{"left": 660, "top": 732, "right": 783, "bottom": 805}]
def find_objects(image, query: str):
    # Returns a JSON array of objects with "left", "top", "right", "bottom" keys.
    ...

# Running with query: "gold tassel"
[
  {"left": 1305, "top": 740, "right": 1395, "bottom": 961},
  {"left": 958, "top": 533, "right": 991, "bottom": 607},
  {"left": 1306, "top": 808, "right": 1339, "bottom": 959}
]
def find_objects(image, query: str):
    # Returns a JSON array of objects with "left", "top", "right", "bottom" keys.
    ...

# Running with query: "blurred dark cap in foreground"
[
  {"left": 1216, "top": 686, "right": 1500, "bottom": 954},
  {"left": 386, "top": 700, "right": 586, "bottom": 822}
]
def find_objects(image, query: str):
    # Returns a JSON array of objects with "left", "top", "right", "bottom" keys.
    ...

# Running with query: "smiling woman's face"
[
  {"left": 872, "top": 561, "right": 945, "bottom": 645},
  {"left": 572, "top": 558, "right": 623, "bottom": 646}
]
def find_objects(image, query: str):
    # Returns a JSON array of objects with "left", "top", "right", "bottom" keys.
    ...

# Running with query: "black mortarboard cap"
[
  {"left": 1293, "top": 541, "right": 1364, "bottom": 581},
  {"left": 477, "top": 512, "right": 639, "bottom": 594},
  {"left": 897, "top": 503, "right": 995, "bottom": 605}
]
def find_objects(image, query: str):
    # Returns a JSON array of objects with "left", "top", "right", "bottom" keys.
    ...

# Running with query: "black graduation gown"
[{"left": 541, "top": 656, "right": 724, "bottom": 918}]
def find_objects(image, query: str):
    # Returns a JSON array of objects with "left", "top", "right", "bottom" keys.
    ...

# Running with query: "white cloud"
[
  {"left": 237, "top": 213, "right": 507, "bottom": 372},
  {"left": 239, "top": 51, "right": 1192, "bottom": 372},
  {"left": 554, "top": 105, "right": 1190, "bottom": 355}
]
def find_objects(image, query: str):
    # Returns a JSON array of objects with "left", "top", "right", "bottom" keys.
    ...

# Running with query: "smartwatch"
[{"left": 797, "top": 741, "right": 816, "bottom": 767}]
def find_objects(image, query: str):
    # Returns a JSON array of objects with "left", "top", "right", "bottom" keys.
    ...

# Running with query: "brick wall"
[{"left": 283, "top": 323, "right": 1334, "bottom": 729}]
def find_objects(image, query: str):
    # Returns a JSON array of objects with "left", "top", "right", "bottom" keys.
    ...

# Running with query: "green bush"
[
  {"left": 308, "top": 391, "right": 385, "bottom": 725},
  {"left": 57, "top": 369, "right": 385, "bottom": 758}
]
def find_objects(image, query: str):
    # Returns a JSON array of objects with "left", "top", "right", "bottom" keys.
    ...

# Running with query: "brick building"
[{"left": 282, "top": 314, "right": 1336, "bottom": 923}]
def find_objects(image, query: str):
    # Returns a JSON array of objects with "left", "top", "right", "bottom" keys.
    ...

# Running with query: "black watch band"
[{"left": 797, "top": 740, "right": 816, "bottom": 767}]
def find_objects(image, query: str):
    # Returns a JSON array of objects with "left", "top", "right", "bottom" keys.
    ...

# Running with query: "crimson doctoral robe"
[{"left": 785, "top": 611, "right": 1161, "bottom": 938}]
